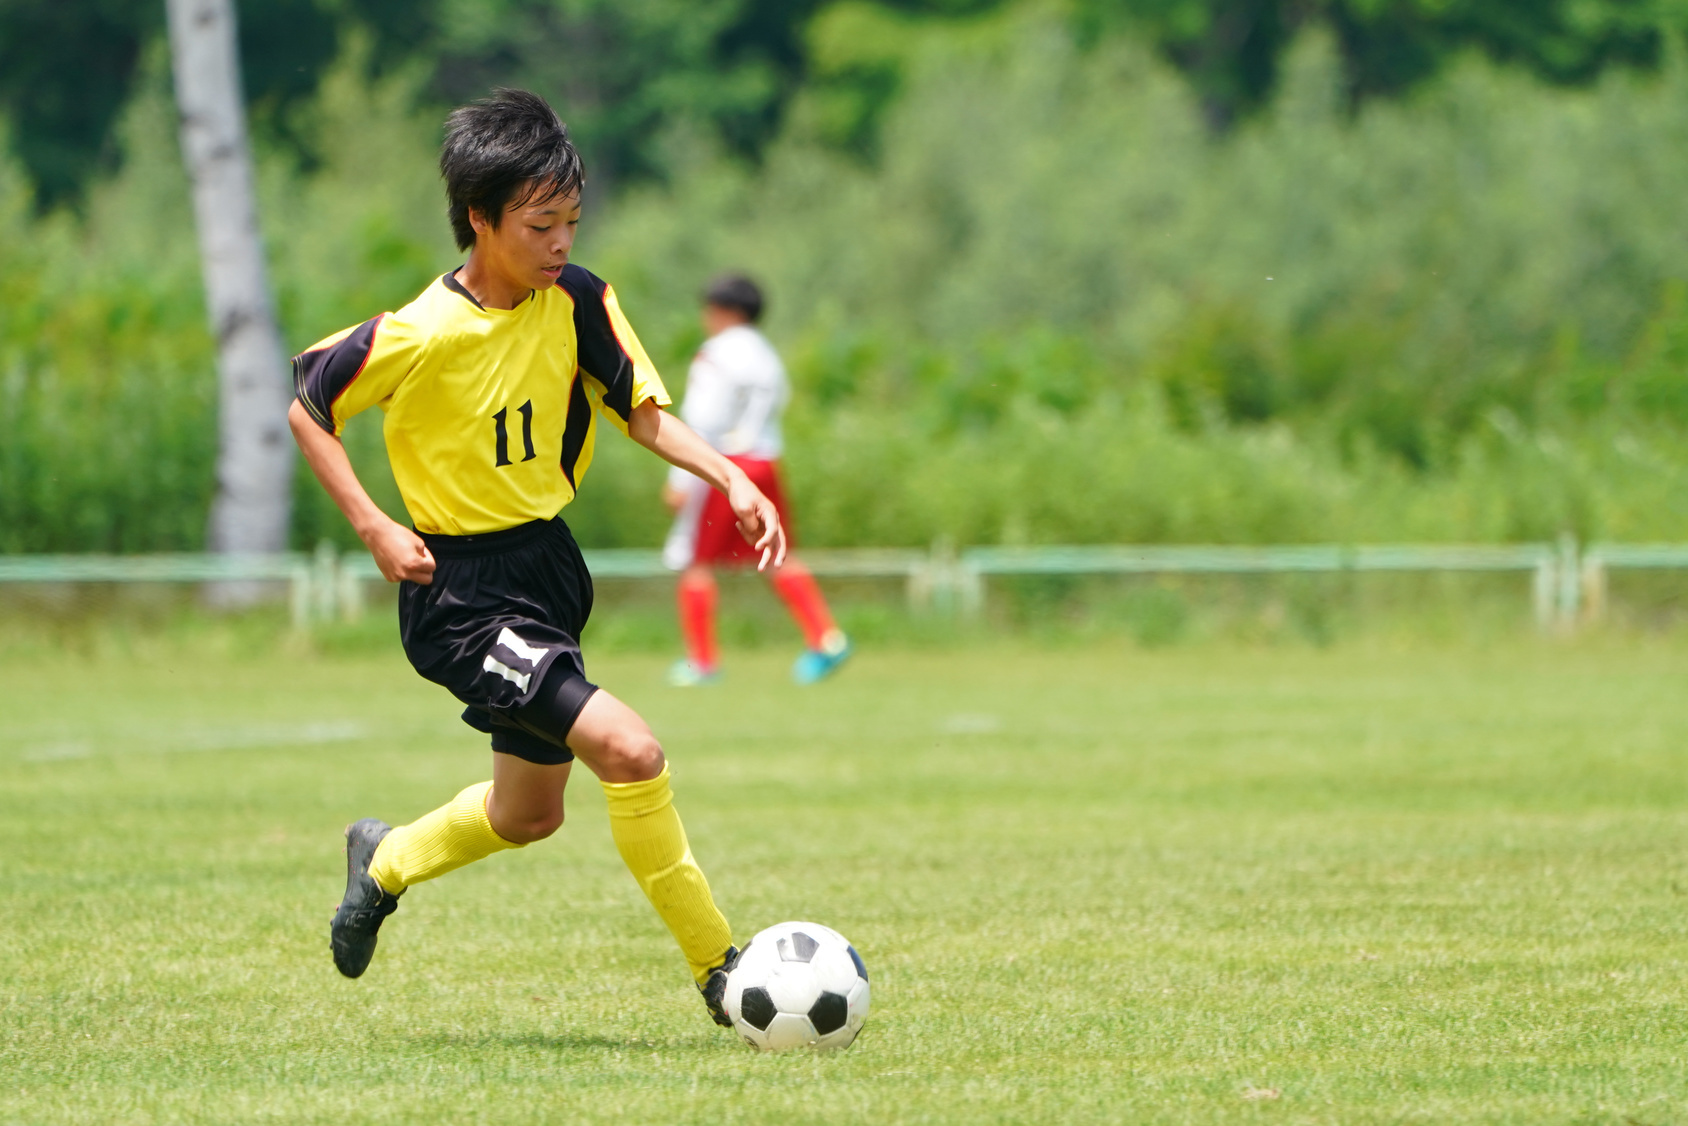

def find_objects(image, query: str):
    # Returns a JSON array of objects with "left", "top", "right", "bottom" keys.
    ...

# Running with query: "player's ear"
[{"left": 467, "top": 206, "right": 490, "bottom": 236}]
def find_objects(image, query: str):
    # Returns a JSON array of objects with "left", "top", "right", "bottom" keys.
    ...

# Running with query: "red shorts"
[{"left": 691, "top": 456, "right": 795, "bottom": 567}]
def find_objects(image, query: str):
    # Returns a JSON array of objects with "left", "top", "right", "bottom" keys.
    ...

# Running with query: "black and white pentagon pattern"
[
  {"left": 808, "top": 990, "right": 849, "bottom": 1035},
  {"left": 739, "top": 986, "right": 777, "bottom": 1031},
  {"left": 778, "top": 931, "right": 820, "bottom": 962},
  {"left": 723, "top": 921, "right": 871, "bottom": 1052}
]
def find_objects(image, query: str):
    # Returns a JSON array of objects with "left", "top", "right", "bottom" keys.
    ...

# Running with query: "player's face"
[{"left": 474, "top": 183, "right": 582, "bottom": 294}]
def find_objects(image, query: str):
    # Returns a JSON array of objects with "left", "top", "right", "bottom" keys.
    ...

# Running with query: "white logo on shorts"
[{"left": 482, "top": 627, "right": 550, "bottom": 694}]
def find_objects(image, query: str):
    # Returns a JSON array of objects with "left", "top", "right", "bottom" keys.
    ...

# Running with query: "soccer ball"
[{"left": 723, "top": 921, "right": 869, "bottom": 1051}]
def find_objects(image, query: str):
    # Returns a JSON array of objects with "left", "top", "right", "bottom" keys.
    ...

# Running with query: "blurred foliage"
[
  {"left": 6, "top": 5, "right": 1688, "bottom": 552},
  {"left": 0, "top": 0, "right": 423, "bottom": 208},
  {"left": 1075, "top": 0, "right": 1679, "bottom": 126},
  {"left": 0, "top": 63, "right": 215, "bottom": 553},
  {"left": 5, "top": 0, "right": 1688, "bottom": 209},
  {"left": 587, "top": 8, "right": 1688, "bottom": 546},
  {"left": 0, "top": 0, "right": 987, "bottom": 209}
]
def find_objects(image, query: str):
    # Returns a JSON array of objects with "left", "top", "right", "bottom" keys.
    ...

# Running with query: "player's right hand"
[{"left": 364, "top": 520, "right": 436, "bottom": 585}]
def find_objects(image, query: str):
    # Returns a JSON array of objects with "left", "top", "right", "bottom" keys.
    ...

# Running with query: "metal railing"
[
  {"left": 953, "top": 542, "right": 1573, "bottom": 625},
  {"left": 1578, "top": 543, "right": 1688, "bottom": 623},
  {"left": 0, "top": 537, "right": 1676, "bottom": 630},
  {"left": 0, "top": 551, "right": 318, "bottom": 624}
]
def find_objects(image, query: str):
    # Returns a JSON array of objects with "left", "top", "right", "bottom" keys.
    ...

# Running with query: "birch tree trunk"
[{"left": 166, "top": 0, "right": 293, "bottom": 594}]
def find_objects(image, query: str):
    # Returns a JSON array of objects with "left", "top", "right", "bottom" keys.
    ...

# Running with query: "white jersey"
[
  {"left": 665, "top": 325, "right": 788, "bottom": 483},
  {"left": 663, "top": 324, "right": 790, "bottom": 569}
]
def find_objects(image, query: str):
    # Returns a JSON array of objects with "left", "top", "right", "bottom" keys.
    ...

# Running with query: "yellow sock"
[
  {"left": 601, "top": 765, "right": 733, "bottom": 985},
  {"left": 368, "top": 781, "right": 523, "bottom": 893}
]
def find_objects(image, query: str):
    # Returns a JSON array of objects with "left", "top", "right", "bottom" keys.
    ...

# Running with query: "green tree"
[
  {"left": 9, "top": 1, "right": 1670, "bottom": 208},
  {"left": 0, "top": 0, "right": 989, "bottom": 207},
  {"left": 0, "top": 0, "right": 155, "bottom": 207},
  {"left": 355, "top": 0, "right": 998, "bottom": 187},
  {"left": 0, "top": 0, "right": 415, "bottom": 208},
  {"left": 1077, "top": 0, "right": 1673, "bottom": 125}
]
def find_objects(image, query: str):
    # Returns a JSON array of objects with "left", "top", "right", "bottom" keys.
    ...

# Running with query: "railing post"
[
  {"left": 1556, "top": 533, "right": 1581, "bottom": 632},
  {"left": 337, "top": 553, "right": 366, "bottom": 622},
  {"left": 957, "top": 560, "right": 984, "bottom": 618},
  {"left": 289, "top": 559, "right": 312, "bottom": 630},
  {"left": 1580, "top": 548, "right": 1607, "bottom": 626},
  {"left": 1532, "top": 554, "right": 1556, "bottom": 633},
  {"left": 312, "top": 540, "right": 338, "bottom": 625},
  {"left": 929, "top": 538, "right": 957, "bottom": 615},
  {"left": 928, "top": 540, "right": 984, "bottom": 617},
  {"left": 906, "top": 554, "right": 935, "bottom": 611}
]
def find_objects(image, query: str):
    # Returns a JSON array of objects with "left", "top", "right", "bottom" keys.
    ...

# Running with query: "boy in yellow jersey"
[{"left": 288, "top": 89, "right": 783, "bottom": 1026}]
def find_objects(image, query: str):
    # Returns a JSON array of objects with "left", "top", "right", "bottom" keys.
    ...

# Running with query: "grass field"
[{"left": 3, "top": 626, "right": 1688, "bottom": 1124}]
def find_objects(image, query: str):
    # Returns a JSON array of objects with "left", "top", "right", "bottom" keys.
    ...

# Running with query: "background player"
[
  {"left": 288, "top": 89, "right": 780, "bottom": 1026},
  {"left": 661, "top": 274, "right": 851, "bottom": 686}
]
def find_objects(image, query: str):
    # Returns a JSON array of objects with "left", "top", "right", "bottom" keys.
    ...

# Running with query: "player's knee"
[
  {"left": 604, "top": 727, "right": 665, "bottom": 781},
  {"left": 500, "top": 805, "right": 564, "bottom": 843}
]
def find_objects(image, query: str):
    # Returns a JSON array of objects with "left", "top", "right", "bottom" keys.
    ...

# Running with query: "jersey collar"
[{"left": 442, "top": 269, "right": 540, "bottom": 313}]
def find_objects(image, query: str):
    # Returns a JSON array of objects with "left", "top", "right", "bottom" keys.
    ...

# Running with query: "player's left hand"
[{"left": 727, "top": 476, "right": 787, "bottom": 571}]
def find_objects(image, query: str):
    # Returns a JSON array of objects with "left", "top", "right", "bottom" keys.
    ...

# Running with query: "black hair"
[
  {"left": 702, "top": 273, "right": 764, "bottom": 323},
  {"left": 440, "top": 88, "right": 583, "bottom": 252}
]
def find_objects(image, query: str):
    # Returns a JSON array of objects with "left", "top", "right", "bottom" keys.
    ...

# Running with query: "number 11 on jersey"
[{"left": 493, "top": 400, "right": 537, "bottom": 467}]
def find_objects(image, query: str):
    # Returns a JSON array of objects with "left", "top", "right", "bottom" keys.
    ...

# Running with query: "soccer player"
[
  {"left": 661, "top": 274, "right": 851, "bottom": 686},
  {"left": 288, "top": 89, "right": 780, "bottom": 1027}
]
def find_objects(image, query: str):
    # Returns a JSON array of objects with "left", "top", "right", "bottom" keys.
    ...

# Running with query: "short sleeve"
[
  {"left": 292, "top": 314, "right": 419, "bottom": 436},
  {"left": 558, "top": 265, "right": 670, "bottom": 436}
]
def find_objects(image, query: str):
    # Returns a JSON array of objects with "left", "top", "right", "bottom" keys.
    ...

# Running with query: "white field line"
[{"left": 18, "top": 720, "right": 368, "bottom": 762}]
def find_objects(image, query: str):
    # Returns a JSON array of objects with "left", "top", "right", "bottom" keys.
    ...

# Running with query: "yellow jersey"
[{"left": 293, "top": 265, "right": 669, "bottom": 535}]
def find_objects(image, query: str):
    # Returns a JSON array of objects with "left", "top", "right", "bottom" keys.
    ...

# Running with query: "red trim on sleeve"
[{"left": 328, "top": 313, "right": 384, "bottom": 422}]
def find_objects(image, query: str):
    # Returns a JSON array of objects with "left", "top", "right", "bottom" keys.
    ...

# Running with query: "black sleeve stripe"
[
  {"left": 559, "top": 373, "right": 593, "bottom": 489},
  {"left": 558, "top": 263, "right": 636, "bottom": 422},
  {"left": 292, "top": 314, "right": 384, "bottom": 433}
]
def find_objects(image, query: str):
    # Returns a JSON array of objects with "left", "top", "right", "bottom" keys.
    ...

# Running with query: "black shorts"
[{"left": 398, "top": 517, "right": 598, "bottom": 765}]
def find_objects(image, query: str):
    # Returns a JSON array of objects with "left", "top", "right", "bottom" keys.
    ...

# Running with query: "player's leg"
[
  {"left": 566, "top": 689, "right": 738, "bottom": 1018},
  {"left": 364, "top": 668, "right": 585, "bottom": 894},
  {"left": 333, "top": 756, "right": 569, "bottom": 980},
  {"left": 366, "top": 775, "right": 538, "bottom": 897},
  {"left": 671, "top": 564, "right": 721, "bottom": 685},
  {"left": 772, "top": 557, "right": 851, "bottom": 684},
  {"left": 334, "top": 520, "right": 598, "bottom": 979},
  {"left": 730, "top": 457, "right": 849, "bottom": 683},
  {"left": 485, "top": 754, "right": 571, "bottom": 843},
  {"left": 333, "top": 684, "right": 581, "bottom": 979},
  {"left": 331, "top": 776, "right": 529, "bottom": 979}
]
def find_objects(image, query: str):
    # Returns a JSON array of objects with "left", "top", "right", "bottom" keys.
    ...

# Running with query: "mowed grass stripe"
[{"left": 2, "top": 639, "right": 1686, "bottom": 1124}]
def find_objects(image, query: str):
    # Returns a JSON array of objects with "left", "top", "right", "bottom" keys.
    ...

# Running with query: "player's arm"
[
  {"left": 293, "top": 313, "right": 432, "bottom": 583},
  {"left": 628, "top": 399, "right": 787, "bottom": 571},
  {"left": 559, "top": 265, "right": 785, "bottom": 567},
  {"left": 288, "top": 400, "right": 436, "bottom": 585}
]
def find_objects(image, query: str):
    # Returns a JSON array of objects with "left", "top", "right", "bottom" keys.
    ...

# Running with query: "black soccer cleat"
[
  {"left": 699, "top": 944, "right": 741, "bottom": 1028},
  {"left": 330, "top": 818, "right": 402, "bottom": 979}
]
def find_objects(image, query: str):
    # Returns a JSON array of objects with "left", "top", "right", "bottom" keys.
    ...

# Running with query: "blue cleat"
[
  {"left": 792, "top": 632, "right": 852, "bottom": 685},
  {"left": 667, "top": 659, "right": 721, "bottom": 687}
]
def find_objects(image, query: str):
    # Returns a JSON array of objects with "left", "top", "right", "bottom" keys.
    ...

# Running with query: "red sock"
[
  {"left": 677, "top": 570, "right": 718, "bottom": 671},
  {"left": 771, "top": 561, "right": 839, "bottom": 651}
]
